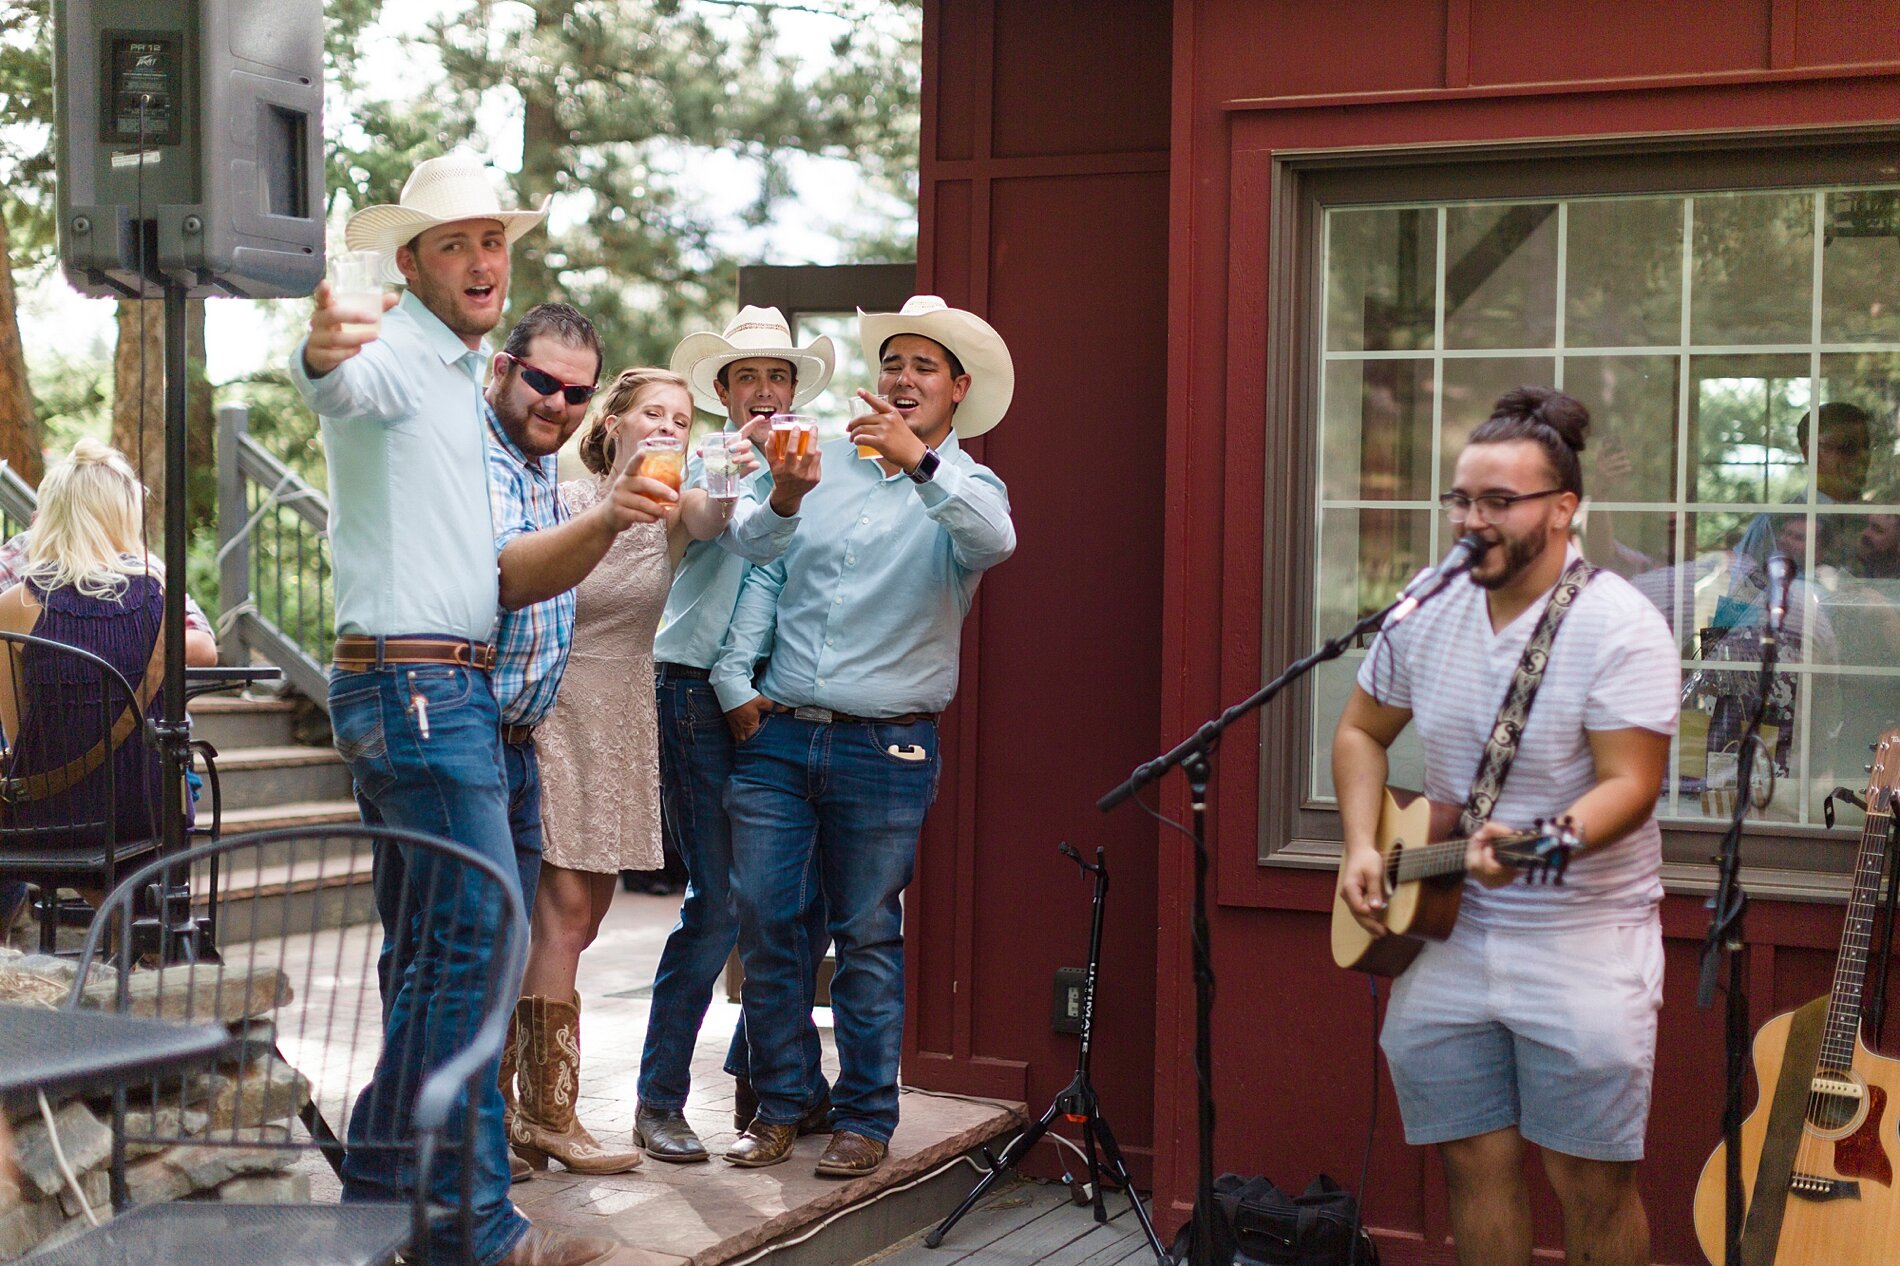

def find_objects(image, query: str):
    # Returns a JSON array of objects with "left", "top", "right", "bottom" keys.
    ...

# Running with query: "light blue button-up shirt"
[
  {"left": 290, "top": 291, "right": 498, "bottom": 643},
  {"left": 652, "top": 446, "right": 799, "bottom": 670},
  {"left": 711, "top": 433, "right": 1014, "bottom": 716}
]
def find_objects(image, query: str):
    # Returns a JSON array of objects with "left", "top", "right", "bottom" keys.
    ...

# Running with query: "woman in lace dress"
[{"left": 510, "top": 367, "right": 752, "bottom": 1172}]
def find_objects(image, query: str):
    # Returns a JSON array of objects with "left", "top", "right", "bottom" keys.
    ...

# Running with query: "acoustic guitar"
[
  {"left": 1330, "top": 787, "right": 1577, "bottom": 976},
  {"left": 1691, "top": 728, "right": 1900, "bottom": 1265}
]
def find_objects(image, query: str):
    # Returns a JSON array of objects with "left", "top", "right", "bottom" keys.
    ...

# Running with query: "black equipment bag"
[{"left": 1169, "top": 1173, "right": 1378, "bottom": 1266}]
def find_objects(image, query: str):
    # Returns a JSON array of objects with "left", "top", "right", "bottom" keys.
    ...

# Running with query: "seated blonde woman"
[{"left": 0, "top": 439, "right": 216, "bottom": 849}]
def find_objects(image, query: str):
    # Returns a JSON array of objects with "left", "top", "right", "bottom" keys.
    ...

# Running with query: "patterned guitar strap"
[{"left": 1456, "top": 557, "right": 1598, "bottom": 839}]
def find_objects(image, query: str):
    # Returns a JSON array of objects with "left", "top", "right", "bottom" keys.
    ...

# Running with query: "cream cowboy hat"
[
  {"left": 344, "top": 153, "right": 551, "bottom": 286},
  {"left": 669, "top": 306, "right": 837, "bottom": 416},
  {"left": 858, "top": 296, "right": 1014, "bottom": 439}
]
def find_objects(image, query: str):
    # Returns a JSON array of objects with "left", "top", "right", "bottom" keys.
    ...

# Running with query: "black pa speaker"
[{"left": 53, "top": 0, "right": 324, "bottom": 299}]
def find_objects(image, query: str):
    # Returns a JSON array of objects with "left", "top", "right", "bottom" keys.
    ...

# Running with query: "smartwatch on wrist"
[{"left": 907, "top": 447, "right": 941, "bottom": 485}]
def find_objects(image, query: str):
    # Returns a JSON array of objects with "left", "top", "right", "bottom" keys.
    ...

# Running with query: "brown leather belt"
[
  {"left": 765, "top": 702, "right": 936, "bottom": 727},
  {"left": 332, "top": 635, "right": 497, "bottom": 673},
  {"left": 501, "top": 723, "right": 536, "bottom": 746}
]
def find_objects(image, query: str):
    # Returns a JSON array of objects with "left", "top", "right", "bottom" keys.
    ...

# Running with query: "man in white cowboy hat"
[
  {"left": 711, "top": 295, "right": 1016, "bottom": 1175},
  {"left": 629, "top": 306, "right": 837, "bottom": 1165},
  {"left": 290, "top": 153, "right": 621, "bottom": 1266}
]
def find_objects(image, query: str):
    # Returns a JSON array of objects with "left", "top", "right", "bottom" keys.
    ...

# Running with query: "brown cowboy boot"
[
  {"left": 496, "top": 1224, "right": 621, "bottom": 1265},
  {"left": 501, "top": 1001, "right": 532, "bottom": 1183},
  {"left": 510, "top": 992, "right": 643, "bottom": 1175}
]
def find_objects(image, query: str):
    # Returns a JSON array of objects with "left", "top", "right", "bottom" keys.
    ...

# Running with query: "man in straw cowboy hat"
[
  {"left": 629, "top": 307, "right": 837, "bottom": 1165},
  {"left": 291, "top": 153, "right": 623, "bottom": 1266},
  {"left": 711, "top": 296, "right": 1016, "bottom": 1175}
]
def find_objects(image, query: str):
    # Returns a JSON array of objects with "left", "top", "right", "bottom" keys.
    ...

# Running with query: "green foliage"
[{"left": 0, "top": 0, "right": 55, "bottom": 265}]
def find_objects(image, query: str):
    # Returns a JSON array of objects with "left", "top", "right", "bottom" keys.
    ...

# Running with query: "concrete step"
[
  {"left": 187, "top": 695, "right": 301, "bottom": 750},
  {"left": 197, "top": 745, "right": 354, "bottom": 811},
  {"left": 219, "top": 800, "right": 363, "bottom": 835},
  {"left": 207, "top": 850, "right": 379, "bottom": 946}
]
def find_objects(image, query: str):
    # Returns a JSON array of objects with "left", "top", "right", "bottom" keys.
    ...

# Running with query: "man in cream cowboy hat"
[
  {"left": 291, "top": 153, "right": 622, "bottom": 1266},
  {"left": 711, "top": 296, "right": 1016, "bottom": 1175},
  {"left": 629, "top": 307, "right": 837, "bottom": 1165}
]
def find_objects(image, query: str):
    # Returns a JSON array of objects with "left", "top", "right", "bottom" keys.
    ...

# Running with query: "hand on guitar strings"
[{"left": 1465, "top": 821, "right": 1525, "bottom": 889}]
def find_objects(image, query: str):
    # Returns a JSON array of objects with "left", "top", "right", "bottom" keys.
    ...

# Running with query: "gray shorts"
[{"left": 1379, "top": 915, "right": 1663, "bottom": 1162}]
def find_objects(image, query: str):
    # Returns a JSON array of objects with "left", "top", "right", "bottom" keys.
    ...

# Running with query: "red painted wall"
[
  {"left": 904, "top": 0, "right": 1174, "bottom": 1185},
  {"left": 913, "top": 3, "right": 1900, "bottom": 1264}
]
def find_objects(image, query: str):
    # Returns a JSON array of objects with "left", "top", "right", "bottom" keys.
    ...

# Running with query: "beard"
[{"left": 1471, "top": 528, "right": 1550, "bottom": 591}]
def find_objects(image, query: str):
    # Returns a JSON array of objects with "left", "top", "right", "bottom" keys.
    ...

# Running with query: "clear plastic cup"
[
  {"left": 768, "top": 413, "right": 818, "bottom": 463},
  {"left": 327, "top": 249, "right": 385, "bottom": 339},
  {"left": 632, "top": 433, "right": 685, "bottom": 497},
  {"left": 701, "top": 432, "right": 743, "bottom": 501}
]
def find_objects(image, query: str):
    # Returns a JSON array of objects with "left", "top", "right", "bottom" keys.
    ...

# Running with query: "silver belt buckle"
[{"left": 793, "top": 706, "right": 834, "bottom": 723}]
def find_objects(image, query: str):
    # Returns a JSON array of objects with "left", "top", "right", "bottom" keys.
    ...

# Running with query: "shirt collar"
[
  {"left": 399, "top": 289, "right": 489, "bottom": 369},
  {"left": 485, "top": 405, "right": 557, "bottom": 480}
]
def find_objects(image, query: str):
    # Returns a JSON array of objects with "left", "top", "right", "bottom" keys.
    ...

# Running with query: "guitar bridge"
[{"left": 1789, "top": 1171, "right": 1860, "bottom": 1202}]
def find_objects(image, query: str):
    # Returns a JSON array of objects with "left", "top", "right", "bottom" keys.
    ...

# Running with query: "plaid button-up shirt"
[{"left": 487, "top": 410, "right": 575, "bottom": 727}]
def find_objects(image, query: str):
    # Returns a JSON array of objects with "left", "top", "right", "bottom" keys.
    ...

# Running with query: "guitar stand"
[{"left": 926, "top": 843, "right": 1169, "bottom": 1265}]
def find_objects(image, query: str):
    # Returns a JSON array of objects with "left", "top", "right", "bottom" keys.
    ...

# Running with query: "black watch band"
[{"left": 907, "top": 447, "right": 941, "bottom": 485}]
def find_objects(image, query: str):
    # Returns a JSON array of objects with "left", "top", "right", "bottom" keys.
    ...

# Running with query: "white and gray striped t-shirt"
[{"left": 1356, "top": 547, "right": 1681, "bottom": 931}]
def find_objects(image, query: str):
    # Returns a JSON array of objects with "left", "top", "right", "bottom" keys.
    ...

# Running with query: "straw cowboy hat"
[
  {"left": 858, "top": 296, "right": 1014, "bottom": 439},
  {"left": 344, "top": 153, "right": 551, "bottom": 286},
  {"left": 669, "top": 307, "right": 837, "bottom": 416}
]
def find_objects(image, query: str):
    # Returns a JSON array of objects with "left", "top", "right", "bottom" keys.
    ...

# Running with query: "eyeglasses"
[
  {"left": 1438, "top": 488, "right": 1564, "bottom": 522},
  {"left": 502, "top": 354, "right": 597, "bottom": 405}
]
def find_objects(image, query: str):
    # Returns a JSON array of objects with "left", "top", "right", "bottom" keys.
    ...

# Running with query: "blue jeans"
[
  {"left": 726, "top": 712, "right": 939, "bottom": 1144},
  {"left": 329, "top": 664, "right": 528, "bottom": 1266},
  {"left": 638, "top": 672, "right": 830, "bottom": 1111},
  {"left": 502, "top": 736, "right": 544, "bottom": 912}
]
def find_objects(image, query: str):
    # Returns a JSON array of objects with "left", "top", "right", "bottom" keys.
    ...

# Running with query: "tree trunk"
[
  {"left": 113, "top": 299, "right": 167, "bottom": 534},
  {"left": 0, "top": 205, "right": 42, "bottom": 486},
  {"left": 508, "top": 0, "right": 572, "bottom": 313}
]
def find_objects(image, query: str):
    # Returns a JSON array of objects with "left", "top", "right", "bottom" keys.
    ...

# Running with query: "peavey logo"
[{"left": 134, "top": 54, "right": 159, "bottom": 68}]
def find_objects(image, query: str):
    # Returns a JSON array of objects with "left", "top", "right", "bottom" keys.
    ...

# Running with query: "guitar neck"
[
  {"left": 1391, "top": 831, "right": 1543, "bottom": 884},
  {"left": 1819, "top": 804, "right": 1894, "bottom": 1067}
]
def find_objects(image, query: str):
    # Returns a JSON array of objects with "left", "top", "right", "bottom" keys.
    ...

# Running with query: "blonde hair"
[
  {"left": 577, "top": 367, "right": 691, "bottom": 475},
  {"left": 25, "top": 438, "right": 157, "bottom": 600}
]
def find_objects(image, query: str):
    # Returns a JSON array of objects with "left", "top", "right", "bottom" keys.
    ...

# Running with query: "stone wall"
[{"left": 0, "top": 948, "right": 312, "bottom": 1261}]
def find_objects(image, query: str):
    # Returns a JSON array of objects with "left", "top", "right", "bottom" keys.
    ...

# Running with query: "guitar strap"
[
  {"left": 1741, "top": 995, "right": 1827, "bottom": 1266},
  {"left": 1457, "top": 557, "right": 1598, "bottom": 838},
  {"left": 1, "top": 609, "right": 168, "bottom": 806}
]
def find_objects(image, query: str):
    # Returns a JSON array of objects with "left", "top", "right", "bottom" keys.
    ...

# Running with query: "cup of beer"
[
  {"left": 855, "top": 395, "right": 884, "bottom": 459},
  {"left": 768, "top": 413, "right": 818, "bottom": 463},
  {"left": 701, "top": 431, "right": 743, "bottom": 501},
  {"left": 327, "top": 249, "right": 386, "bottom": 339},
  {"left": 632, "top": 433, "right": 685, "bottom": 497}
]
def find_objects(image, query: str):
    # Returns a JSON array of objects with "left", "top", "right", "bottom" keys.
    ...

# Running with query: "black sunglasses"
[{"left": 503, "top": 353, "right": 597, "bottom": 405}]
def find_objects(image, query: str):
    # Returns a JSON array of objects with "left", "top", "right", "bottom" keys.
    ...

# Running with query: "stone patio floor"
[{"left": 285, "top": 889, "right": 1024, "bottom": 1266}]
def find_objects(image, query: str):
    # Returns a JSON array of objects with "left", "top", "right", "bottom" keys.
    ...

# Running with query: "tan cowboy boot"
[
  {"left": 502, "top": 1001, "right": 532, "bottom": 1183},
  {"left": 497, "top": 1224, "right": 621, "bottom": 1265},
  {"left": 510, "top": 992, "right": 643, "bottom": 1174}
]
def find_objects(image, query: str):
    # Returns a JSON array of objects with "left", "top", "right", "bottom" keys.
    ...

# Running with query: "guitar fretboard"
[
  {"left": 1389, "top": 833, "right": 1542, "bottom": 884},
  {"left": 1819, "top": 802, "right": 1894, "bottom": 1071}
]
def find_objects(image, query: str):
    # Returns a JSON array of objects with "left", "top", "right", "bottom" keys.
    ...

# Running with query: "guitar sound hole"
[{"left": 1808, "top": 1071, "right": 1860, "bottom": 1132}]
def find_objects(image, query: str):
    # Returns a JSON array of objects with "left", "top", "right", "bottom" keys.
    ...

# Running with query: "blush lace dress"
[{"left": 534, "top": 477, "right": 672, "bottom": 873}]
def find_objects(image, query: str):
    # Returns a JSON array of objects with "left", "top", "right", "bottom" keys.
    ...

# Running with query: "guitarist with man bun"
[{"left": 1333, "top": 386, "right": 1681, "bottom": 1266}]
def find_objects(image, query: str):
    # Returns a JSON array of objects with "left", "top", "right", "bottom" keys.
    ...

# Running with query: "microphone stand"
[
  {"left": 1697, "top": 593, "right": 1783, "bottom": 1266},
  {"left": 1098, "top": 558, "right": 1475, "bottom": 1266}
]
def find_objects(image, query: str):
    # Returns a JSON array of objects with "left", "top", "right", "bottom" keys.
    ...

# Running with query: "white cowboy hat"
[
  {"left": 669, "top": 306, "right": 837, "bottom": 416},
  {"left": 344, "top": 153, "right": 551, "bottom": 286},
  {"left": 858, "top": 296, "right": 1014, "bottom": 439}
]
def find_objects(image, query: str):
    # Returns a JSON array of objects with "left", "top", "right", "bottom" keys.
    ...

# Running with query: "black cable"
[
  {"left": 134, "top": 93, "right": 152, "bottom": 580},
  {"left": 1352, "top": 973, "right": 1382, "bottom": 1265}
]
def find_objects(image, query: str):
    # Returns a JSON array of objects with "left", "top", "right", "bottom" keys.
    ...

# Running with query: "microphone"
[
  {"left": 1763, "top": 553, "right": 1794, "bottom": 639},
  {"left": 1386, "top": 533, "right": 1492, "bottom": 626}
]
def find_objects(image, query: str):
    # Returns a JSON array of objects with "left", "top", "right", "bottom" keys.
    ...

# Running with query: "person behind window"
[{"left": 0, "top": 439, "right": 216, "bottom": 847}]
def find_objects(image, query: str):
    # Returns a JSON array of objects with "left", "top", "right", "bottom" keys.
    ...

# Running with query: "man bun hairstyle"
[
  {"left": 1469, "top": 385, "right": 1590, "bottom": 498},
  {"left": 577, "top": 366, "right": 690, "bottom": 475}
]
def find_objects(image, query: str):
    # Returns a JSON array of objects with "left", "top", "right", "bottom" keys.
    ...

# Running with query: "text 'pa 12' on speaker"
[{"left": 53, "top": 0, "right": 324, "bottom": 299}]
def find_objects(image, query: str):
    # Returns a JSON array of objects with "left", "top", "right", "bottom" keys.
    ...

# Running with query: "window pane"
[
  {"left": 1315, "top": 507, "right": 1434, "bottom": 631},
  {"left": 1326, "top": 208, "right": 1436, "bottom": 351},
  {"left": 1444, "top": 203, "right": 1557, "bottom": 349},
  {"left": 1824, "top": 522, "right": 1900, "bottom": 668},
  {"left": 1817, "top": 352, "right": 1900, "bottom": 501},
  {"left": 1691, "top": 191, "right": 1815, "bottom": 345},
  {"left": 1321, "top": 359, "right": 1434, "bottom": 501},
  {"left": 1437, "top": 356, "right": 1556, "bottom": 474},
  {"left": 1566, "top": 197, "right": 1683, "bottom": 349},
  {"left": 1689, "top": 355, "right": 1811, "bottom": 505},
  {"left": 1821, "top": 190, "right": 1900, "bottom": 344},
  {"left": 1310, "top": 657, "right": 1427, "bottom": 801},
  {"left": 1823, "top": 672, "right": 1900, "bottom": 826},
  {"left": 1564, "top": 355, "right": 1679, "bottom": 503},
  {"left": 1579, "top": 509, "right": 1685, "bottom": 626}
]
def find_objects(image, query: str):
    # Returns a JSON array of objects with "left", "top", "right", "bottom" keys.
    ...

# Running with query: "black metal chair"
[
  {"left": 0, "top": 629, "right": 186, "bottom": 955},
  {"left": 23, "top": 824, "right": 529, "bottom": 1266}
]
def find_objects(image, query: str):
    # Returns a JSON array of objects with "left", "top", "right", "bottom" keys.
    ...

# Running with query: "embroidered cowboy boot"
[{"left": 510, "top": 992, "right": 642, "bottom": 1174}]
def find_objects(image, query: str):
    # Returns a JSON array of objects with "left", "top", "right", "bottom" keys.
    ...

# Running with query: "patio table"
[{"left": 0, "top": 1001, "right": 229, "bottom": 1104}]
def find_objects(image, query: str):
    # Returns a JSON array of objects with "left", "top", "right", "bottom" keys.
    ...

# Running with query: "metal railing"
[
  {"left": 216, "top": 404, "right": 333, "bottom": 709},
  {"left": 0, "top": 458, "right": 34, "bottom": 541}
]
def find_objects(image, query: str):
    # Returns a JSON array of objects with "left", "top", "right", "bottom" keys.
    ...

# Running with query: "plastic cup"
[
  {"left": 768, "top": 413, "right": 818, "bottom": 463},
  {"left": 701, "top": 432, "right": 743, "bottom": 501},
  {"left": 632, "top": 433, "right": 685, "bottom": 497},
  {"left": 327, "top": 249, "right": 385, "bottom": 339}
]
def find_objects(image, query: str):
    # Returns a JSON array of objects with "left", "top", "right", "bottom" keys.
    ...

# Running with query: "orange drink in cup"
[
  {"left": 632, "top": 433, "right": 684, "bottom": 497},
  {"left": 854, "top": 395, "right": 884, "bottom": 459},
  {"left": 768, "top": 413, "right": 818, "bottom": 463}
]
